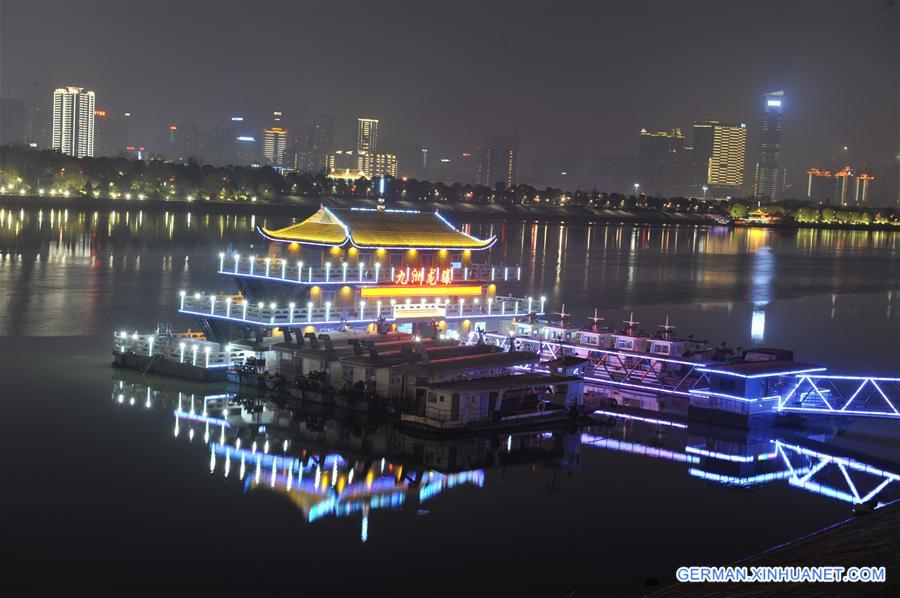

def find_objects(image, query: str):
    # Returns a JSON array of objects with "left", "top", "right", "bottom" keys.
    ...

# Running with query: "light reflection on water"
[
  {"left": 1, "top": 206, "right": 898, "bottom": 371},
  {"left": 110, "top": 377, "right": 899, "bottom": 546}
]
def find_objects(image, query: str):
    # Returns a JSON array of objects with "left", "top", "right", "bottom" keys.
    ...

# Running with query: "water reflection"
[
  {"left": 112, "top": 375, "right": 900, "bottom": 545},
  {"left": 112, "top": 377, "right": 584, "bottom": 543},
  {"left": 749, "top": 244, "right": 775, "bottom": 343}
]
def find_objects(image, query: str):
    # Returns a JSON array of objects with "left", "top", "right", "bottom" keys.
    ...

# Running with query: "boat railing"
[
  {"left": 218, "top": 255, "right": 521, "bottom": 284},
  {"left": 113, "top": 331, "right": 254, "bottom": 369},
  {"left": 179, "top": 293, "right": 540, "bottom": 325}
]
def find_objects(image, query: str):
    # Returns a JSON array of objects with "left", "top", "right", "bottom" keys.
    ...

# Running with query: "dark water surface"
[{"left": 1, "top": 206, "right": 899, "bottom": 597}]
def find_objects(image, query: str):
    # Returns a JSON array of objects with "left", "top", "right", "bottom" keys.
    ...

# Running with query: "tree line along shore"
[{"left": 1, "top": 145, "right": 897, "bottom": 228}]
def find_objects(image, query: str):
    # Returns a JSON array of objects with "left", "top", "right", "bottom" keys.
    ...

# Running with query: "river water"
[{"left": 1, "top": 205, "right": 898, "bottom": 596}]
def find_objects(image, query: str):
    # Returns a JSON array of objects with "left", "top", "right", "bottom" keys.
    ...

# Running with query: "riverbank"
[
  {"left": 647, "top": 500, "right": 900, "bottom": 597},
  {"left": 2, "top": 193, "right": 898, "bottom": 230},
  {"left": 0, "top": 193, "right": 720, "bottom": 224}
]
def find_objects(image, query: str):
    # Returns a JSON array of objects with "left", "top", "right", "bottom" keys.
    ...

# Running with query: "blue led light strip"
[{"left": 592, "top": 409, "right": 688, "bottom": 429}]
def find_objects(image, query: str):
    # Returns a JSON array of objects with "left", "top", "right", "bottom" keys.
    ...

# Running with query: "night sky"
[{"left": 1, "top": 0, "right": 898, "bottom": 197}]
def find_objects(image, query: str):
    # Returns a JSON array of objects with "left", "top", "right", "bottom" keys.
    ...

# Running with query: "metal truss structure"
[
  {"left": 778, "top": 375, "right": 900, "bottom": 419},
  {"left": 774, "top": 440, "right": 899, "bottom": 504}
]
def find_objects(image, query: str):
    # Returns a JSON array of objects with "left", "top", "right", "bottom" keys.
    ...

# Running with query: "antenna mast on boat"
[
  {"left": 589, "top": 308, "right": 604, "bottom": 332},
  {"left": 659, "top": 315, "right": 675, "bottom": 339},
  {"left": 555, "top": 304, "right": 570, "bottom": 326},
  {"left": 623, "top": 312, "right": 639, "bottom": 334}
]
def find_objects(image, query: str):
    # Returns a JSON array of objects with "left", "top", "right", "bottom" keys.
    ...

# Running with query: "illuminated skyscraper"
[
  {"left": 365, "top": 152, "right": 398, "bottom": 178},
  {"left": 51, "top": 86, "right": 95, "bottom": 157},
  {"left": 263, "top": 127, "right": 288, "bottom": 166},
  {"left": 692, "top": 121, "right": 746, "bottom": 192},
  {"left": 754, "top": 90, "right": 784, "bottom": 200},
  {"left": 356, "top": 118, "right": 378, "bottom": 154},
  {"left": 476, "top": 134, "right": 519, "bottom": 187}
]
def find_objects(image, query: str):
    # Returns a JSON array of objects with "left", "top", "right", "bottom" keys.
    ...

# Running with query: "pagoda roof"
[{"left": 259, "top": 206, "right": 496, "bottom": 250}]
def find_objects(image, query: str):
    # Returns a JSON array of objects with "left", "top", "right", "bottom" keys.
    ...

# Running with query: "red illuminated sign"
[{"left": 393, "top": 267, "right": 453, "bottom": 286}]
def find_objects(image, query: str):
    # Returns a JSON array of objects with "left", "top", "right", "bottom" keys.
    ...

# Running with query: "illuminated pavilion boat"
[
  {"left": 181, "top": 206, "right": 537, "bottom": 341},
  {"left": 113, "top": 206, "right": 540, "bottom": 382}
]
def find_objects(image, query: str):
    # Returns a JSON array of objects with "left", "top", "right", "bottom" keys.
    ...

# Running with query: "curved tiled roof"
[{"left": 260, "top": 206, "right": 495, "bottom": 250}]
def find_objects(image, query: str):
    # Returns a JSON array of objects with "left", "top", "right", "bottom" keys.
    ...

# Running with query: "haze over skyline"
[{"left": 1, "top": 0, "right": 897, "bottom": 199}]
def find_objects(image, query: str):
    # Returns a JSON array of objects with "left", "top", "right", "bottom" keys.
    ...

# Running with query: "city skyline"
[
  {"left": 1, "top": 1, "right": 896, "bottom": 200},
  {"left": 1, "top": 83, "right": 891, "bottom": 205}
]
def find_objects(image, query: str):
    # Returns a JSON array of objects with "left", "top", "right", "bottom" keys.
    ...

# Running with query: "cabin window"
[
  {"left": 717, "top": 378, "right": 736, "bottom": 392},
  {"left": 616, "top": 338, "right": 634, "bottom": 350},
  {"left": 652, "top": 343, "right": 670, "bottom": 354},
  {"left": 427, "top": 392, "right": 437, "bottom": 403}
]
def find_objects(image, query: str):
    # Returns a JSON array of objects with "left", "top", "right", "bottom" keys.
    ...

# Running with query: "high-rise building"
[
  {"left": 476, "top": 134, "right": 519, "bottom": 187},
  {"left": 290, "top": 113, "right": 334, "bottom": 173},
  {"left": 692, "top": 121, "right": 747, "bottom": 193},
  {"left": 235, "top": 135, "right": 257, "bottom": 165},
  {"left": 0, "top": 97, "right": 26, "bottom": 145},
  {"left": 638, "top": 128, "right": 686, "bottom": 197},
  {"left": 326, "top": 149, "right": 398, "bottom": 179},
  {"left": 25, "top": 103, "right": 51, "bottom": 148},
  {"left": 356, "top": 118, "right": 378, "bottom": 154},
  {"left": 754, "top": 90, "right": 784, "bottom": 200},
  {"left": 93, "top": 109, "right": 116, "bottom": 156},
  {"left": 51, "top": 86, "right": 96, "bottom": 157},
  {"left": 202, "top": 125, "right": 237, "bottom": 165},
  {"left": 365, "top": 152, "right": 398, "bottom": 178},
  {"left": 163, "top": 123, "right": 201, "bottom": 160},
  {"left": 263, "top": 127, "right": 288, "bottom": 167}
]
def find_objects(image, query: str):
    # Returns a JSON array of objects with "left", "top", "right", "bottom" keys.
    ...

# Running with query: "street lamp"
[
  {"left": 633, "top": 183, "right": 640, "bottom": 196},
  {"left": 702, "top": 185, "right": 708, "bottom": 198}
]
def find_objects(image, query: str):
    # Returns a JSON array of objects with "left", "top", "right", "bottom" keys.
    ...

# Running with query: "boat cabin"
[
  {"left": 401, "top": 373, "right": 584, "bottom": 429},
  {"left": 337, "top": 342, "right": 495, "bottom": 397},
  {"left": 398, "top": 350, "right": 541, "bottom": 402},
  {"left": 690, "top": 354, "right": 826, "bottom": 429}
]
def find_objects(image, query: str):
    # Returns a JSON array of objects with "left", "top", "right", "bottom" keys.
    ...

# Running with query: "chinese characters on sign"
[{"left": 394, "top": 267, "right": 454, "bottom": 286}]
